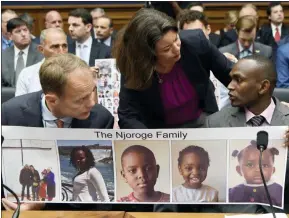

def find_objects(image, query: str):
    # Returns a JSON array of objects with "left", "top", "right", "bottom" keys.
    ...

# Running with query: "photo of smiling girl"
[
  {"left": 229, "top": 140, "right": 285, "bottom": 207},
  {"left": 114, "top": 141, "right": 170, "bottom": 202},
  {"left": 173, "top": 145, "right": 218, "bottom": 202},
  {"left": 171, "top": 140, "right": 227, "bottom": 202}
]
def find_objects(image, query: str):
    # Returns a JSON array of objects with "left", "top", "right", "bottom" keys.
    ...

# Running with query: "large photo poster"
[
  {"left": 1, "top": 126, "right": 288, "bottom": 208},
  {"left": 95, "top": 59, "right": 120, "bottom": 129}
]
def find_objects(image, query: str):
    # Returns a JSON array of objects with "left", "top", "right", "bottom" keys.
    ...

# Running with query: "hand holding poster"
[{"left": 1, "top": 126, "right": 288, "bottom": 209}]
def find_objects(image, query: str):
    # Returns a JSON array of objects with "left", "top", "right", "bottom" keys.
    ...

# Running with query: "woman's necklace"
[{"left": 156, "top": 73, "right": 163, "bottom": 84}]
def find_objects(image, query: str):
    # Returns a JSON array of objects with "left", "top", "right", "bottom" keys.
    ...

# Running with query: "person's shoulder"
[
  {"left": 260, "top": 23, "right": 271, "bottom": 31},
  {"left": 158, "top": 192, "right": 170, "bottom": 202},
  {"left": 3, "top": 91, "right": 41, "bottom": 109},
  {"left": 173, "top": 185, "right": 184, "bottom": 192},
  {"left": 206, "top": 106, "right": 236, "bottom": 127},
  {"left": 20, "top": 60, "right": 43, "bottom": 75},
  {"left": 278, "top": 42, "right": 289, "bottom": 53},
  {"left": 89, "top": 104, "right": 114, "bottom": 127},
  {"left": 202, "top": 184, "right": 218, "bottom": 193},
  {"left": 219, "top": 42, "right": 235, "bottom": 52}
]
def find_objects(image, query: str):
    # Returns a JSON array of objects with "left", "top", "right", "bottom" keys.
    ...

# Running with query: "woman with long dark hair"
[{"left": 70, "top": 146, "right": 109, "bottom": 202}]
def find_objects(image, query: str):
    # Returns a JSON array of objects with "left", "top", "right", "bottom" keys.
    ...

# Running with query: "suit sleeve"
[
  {"left": 180, "top": 30, "right": 232, "bottom": 87},
  {"left": 208, "top": 42, "right": 233, "bottom": 87},
  {"left": 118, "top": 76, "right": 148, "bottom": 129},
  {"left": 276, "top": 46, "right": 289, "bottom": 88},
  {"left": 1, "top": 103, "right": 8, "bottom": 125}
]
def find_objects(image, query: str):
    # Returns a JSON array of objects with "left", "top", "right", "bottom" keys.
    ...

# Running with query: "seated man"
[
  {"left": 2, "top": 53, "right": 114, "bottom": 210},
  {"left": 205, "top": 55, "right": 289, "bottom": 213}
]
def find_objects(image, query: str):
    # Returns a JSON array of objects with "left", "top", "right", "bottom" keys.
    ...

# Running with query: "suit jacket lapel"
[
  {"left": 229, "top": 107, "right": 247, "bottom": 127},
  {"left": 26, "top": 44, "right": 35, "bottom": 67},
  {"left": 89, "top": 41, "right": 99, "bottom": 66},
  {"left": 71, "top": 117, "right": 91, "bottom": 128},
  {"left": 22, "top": 91, "right": 44, "bottom": 127},
  {"left": 271, "top": 97, "right": 289, "bottom": 126}
]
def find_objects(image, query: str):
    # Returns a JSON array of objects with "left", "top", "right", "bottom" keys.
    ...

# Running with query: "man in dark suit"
[
  {"left": 178, "top": 10, "right": 221, "bottom": 48},
  {"left": 94, "top": 15, "right": 115, "bottom": 48},
  {"left": 67, "top": 8, "right": 111, "bottom": 68},
  {"left": 259, "top": 2, "right": 289, "bottom": 62},
  {"left": 205, "top": 55, "right": 289, "bottom": 213},
  {"left": 220, "top": 3, "right": 260, "bottom": 47},
  {"left": 259, "top": 2, "right": 289, "bottom": 48},
  {"left": 1, "top": 53, "right": 114, "bottom": 211},
  {"left": 219, "top": 16, "right": 272, "bottom": 59},
  {"left": 2, "top": 18, "right": 43, "bottom": 87}
]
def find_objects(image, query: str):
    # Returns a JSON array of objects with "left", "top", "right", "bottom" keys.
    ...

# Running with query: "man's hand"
[
  {"left": 2, "top": 198, "right": 45, "bottom": 211},
  {"left": 284, "top": 127, "right": 289, "bottom": 147},
  {"left": 223, "top": 52, "right": 238, "bottom": 63}
]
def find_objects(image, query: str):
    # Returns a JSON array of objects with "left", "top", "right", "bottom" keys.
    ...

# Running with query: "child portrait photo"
[
  {"left": 228, "top": 139, "right": 286, "bottom": 208},
  {"left": 171, "top": 140, "right": 227, "bottom": 203},
  {"left": 114, "top": 140, "right": 170, "bottom": 202}
]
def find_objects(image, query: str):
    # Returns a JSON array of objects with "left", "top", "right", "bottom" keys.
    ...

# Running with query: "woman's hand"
[{"left": 2, "top": 198, "right": 45, "bottom": 211}]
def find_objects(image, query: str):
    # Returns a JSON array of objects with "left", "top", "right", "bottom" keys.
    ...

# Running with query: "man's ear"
[
  {"left": 7, "top": 32, "right": 12, "bottom": 40},
  {"left": 259, "top": 80, "right": 270, "bottom": 95},
  {"left": 178, "top": 165, "right": 183, "bottom": 176},
  {"left": 236, "top": 165, "right": 242, "bottom": 176},
  {"left": 45, "top": 93, "right": 59, "bottom": 107},
  {"left": 37, "top": 44, "right": 44, "bottom": 54},
  {"left": 206, "top": 24, "right": 212, "bottom": 35},
  {"left": 120, "top": 170, "right": 127, "bottom": 183},
  {"left": 86, "top": 23, "right": 92, "bottom": 32},
  {"left": 109, "top": 27, "right": 113, "bottom": 35}
]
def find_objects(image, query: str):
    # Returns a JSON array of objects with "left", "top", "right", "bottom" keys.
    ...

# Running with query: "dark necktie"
[
  {"left": 248, "top": 115, "right": 265, "bottom": 127},
  {"left": 15, "top": 50, "right": 24, "bottom": 80}
]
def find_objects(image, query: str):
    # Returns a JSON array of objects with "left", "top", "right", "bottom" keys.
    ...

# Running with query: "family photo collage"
[{"left": 1, "top": 126, "right": 287, "bottom": 209}]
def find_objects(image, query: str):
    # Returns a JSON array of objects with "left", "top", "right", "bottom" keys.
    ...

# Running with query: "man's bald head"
[
  {"left": 242, "top": 55, "right": 276, "bottom": 92},
  {"left": 239, "top": 4, "right": 258, "bottom": 20},
  {"left": 45, "top": 10, "right": 63, "bottom": 29}
]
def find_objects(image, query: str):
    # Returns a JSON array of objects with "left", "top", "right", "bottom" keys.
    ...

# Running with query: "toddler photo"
[
  {"left": 229, "top": 140, "right": 285, "bottom": 207},
  {"left": 171, "top": 140, "right": 227, "bottom": 202}
]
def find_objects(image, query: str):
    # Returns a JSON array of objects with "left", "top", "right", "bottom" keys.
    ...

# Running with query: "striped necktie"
[{"left": 248, "top": 115, "right": 265, "bottom": 127}]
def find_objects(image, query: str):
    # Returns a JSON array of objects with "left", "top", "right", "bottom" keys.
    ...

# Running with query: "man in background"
[{"left": 1, "top": 9, "right": 18, "bottom": 50}]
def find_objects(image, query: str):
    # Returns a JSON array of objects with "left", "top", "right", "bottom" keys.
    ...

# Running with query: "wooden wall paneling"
[{"left": 2, "top": 2, "right": 289, "bottom": 36}]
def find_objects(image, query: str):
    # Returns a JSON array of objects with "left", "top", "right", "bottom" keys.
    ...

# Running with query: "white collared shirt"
[
  {"left": 238, "top": 40, "right": 253, "bottom": 54},
  {"left": 76, "top": 36, "right": 92, "bottom": 65},
  {"left": 41, "top": 94, "right": 72, "bottom": 128},
  {"left": 15, "top": 59, "right": 44, "bottom": 96},
  {"left": 271, "top": 23, "right": 282, "bottom": 37},
  {"left": 98, "top": 36, "right": 112, "bottom": 47},
  {"left": 245, "top": 98, "right": 276, "bottom": 127},
  {"left": 14, "top": 45, "right": 30, "bottom": 70}
]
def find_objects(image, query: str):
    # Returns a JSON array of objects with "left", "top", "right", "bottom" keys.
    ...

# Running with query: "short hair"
[
  {"left": 6, "top": 18, "right": 28, "bottom": 33},
  {"left": 239, "top": 3, "right": 258, "bottom": 18},
  {"left": 69, "top": 8, "right": 92, "bottom": 25},
  {"left": 224, "top": 10, "right": 238, "bottom": 25},
  {"left": 232, "top": 140, "right": 279, "bottom": 162},
  {"left": 267, "top": 2, "right": 282, "bottom": 16},
  {"left": 97, "top": 15, "right": 113, "bottom": 28},
  {"left": 2, "top": 9, "right": 17, "bottom": 19},
  {"left": 186, "top": 2, "right": 205, "bottom": 10},
  {"left": 40, "top": 28, "right": 66, "bottom": 44},
  {"left": 18, "top": 13, "right": 34, "bottom": 31},
  {"left": 112, "top": 8, "right": 178, "bottom": 90},
  {"left": 178, "top": 10, "right": 208, "bottom": 30},
  {"left": 121, "top": 145, "right": 156, "bottom": 166},
  {"left": 70, "top": 146, "right": 95, "bottom": 169},
  {"left": 242, "top": 55, "right": 277, "bottom": 93},
  {"left": 39, "top": 53, "right": 90, "bottom": 96},
  {"left": 178, "top": 145, "right": 210, "bottom": 167},
  {"left": 91, "top": 7, "right": 105, "bottom": 15},
  {"left": 235, "top": 15, "right": 256, "bottom": 33}
]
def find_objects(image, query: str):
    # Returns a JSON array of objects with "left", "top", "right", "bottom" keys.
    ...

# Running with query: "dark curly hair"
[
  {"left": 70, "top": 145, "right": 95, "bottom": 170},
  {"left": 178, "top": 145, "right": 210, "bottom": 167},
  {"left": 232, "top": 140, "right": 279, "bottom": 162}
]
